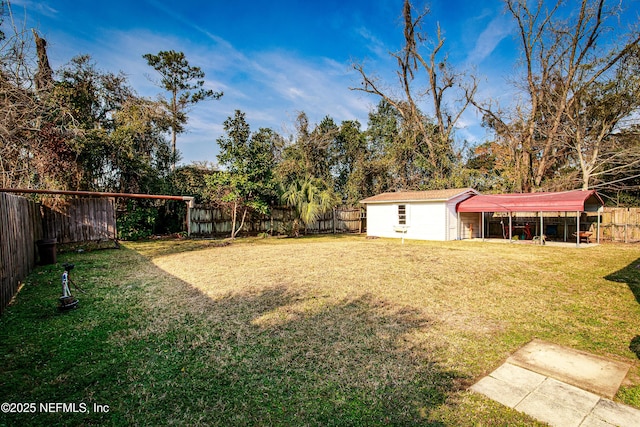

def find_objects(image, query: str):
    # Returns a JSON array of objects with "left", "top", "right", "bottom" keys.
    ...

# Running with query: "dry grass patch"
[
  {"left": 134, "top": 236, "right": 640, "bottom": 409},
  {"left": 1, "top": 235, "right": 638, "bottom": 426}
]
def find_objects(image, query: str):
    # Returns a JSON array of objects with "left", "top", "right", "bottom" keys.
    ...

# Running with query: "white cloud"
[
  {"left": 465, "top": 14, "right": 515, "bottom": 66},
  {"left": 9, "top": 0, "right": 58, "bottom": 18},
  {"left": 69, "top": 27, "right": 374, "bottom": 164},
  {"left": 356, "top": 26, "right": 389, "bottom": 59}
]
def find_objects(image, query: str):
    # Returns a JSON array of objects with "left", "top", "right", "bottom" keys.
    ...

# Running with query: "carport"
[{"left": 456, "top": 190, "right": 604, "bottom": 247}]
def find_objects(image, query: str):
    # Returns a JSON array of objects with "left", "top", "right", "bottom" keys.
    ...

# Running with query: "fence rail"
[
  {"left": 189, "top": 206, "right": 363, "bottom": 237},
  {"left": 600, "top": 207, "right": 640, "bottom": 243}
]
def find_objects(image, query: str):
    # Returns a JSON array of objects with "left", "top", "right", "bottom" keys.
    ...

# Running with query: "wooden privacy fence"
[
  {"left": 0, "top": 195, "right": 117, "bottom": 314},
  {"left": 0, "top": 193, "right": 42, "bottom": 314},
  {"left": 42, "top": 198, "right": 117, "bottom": 244},
  {"left": 189, "top": 206, "right": 363, "bottom": 237},
  {"left": 600, "top": 207, "right": 640, "bottom": 243}
]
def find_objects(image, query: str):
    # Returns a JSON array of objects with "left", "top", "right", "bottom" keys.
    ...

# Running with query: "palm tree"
[{"left": 281, "top": 177, "right": 338, "bottom": 236}]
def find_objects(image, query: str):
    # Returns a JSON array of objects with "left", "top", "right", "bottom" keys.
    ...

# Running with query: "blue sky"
[{"left": 9, "top": 0, "right": 640, "bottom": 165}]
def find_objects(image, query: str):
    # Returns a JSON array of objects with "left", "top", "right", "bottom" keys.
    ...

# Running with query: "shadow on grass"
[
  {"left": 605, "top": 257, "right": 640, "bottom": 304},
  {"left": 631, "top": 336, "right": 640, "bottom": 360},
  {"left": 0, "top": 245, "right": 461, "bottom": 426},
  {"left": 605, "top": 257, "right": 640, "bottom": 360}
]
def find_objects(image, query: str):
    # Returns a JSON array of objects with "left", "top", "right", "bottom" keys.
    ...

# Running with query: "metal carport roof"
[{"left": 456, "top": 190, "right": 604, "bottom": 213}]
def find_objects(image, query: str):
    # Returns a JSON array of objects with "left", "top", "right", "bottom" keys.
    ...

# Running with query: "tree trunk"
[
  {"left": 230, "top": 200, "right": 238, "bottom": 239},
  {"left": 236, "top": 207, "right": 248, "bottom": 238},
  {"left": 32, "top": 30, "right": 53, "bottom": 91}
]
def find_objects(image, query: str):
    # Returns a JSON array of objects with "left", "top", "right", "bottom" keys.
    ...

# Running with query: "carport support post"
[
  {"left": 509, "top": 212, "right": 513, "bottom": 242},
  {"left": 576, "top": 210, "right": 580, "bottom": 247},
  {"left": 539, "top": 211, "right": 544, "bottom": 245},
  {"left": 597, "top": 207, "right": 601, "bottom": 244}
]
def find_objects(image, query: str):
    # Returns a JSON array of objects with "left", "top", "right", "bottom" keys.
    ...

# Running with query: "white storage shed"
[{"left": 360, "top": 188, "right": 478, "bottom": 241}]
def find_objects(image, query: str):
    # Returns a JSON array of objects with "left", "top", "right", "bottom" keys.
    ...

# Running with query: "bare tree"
[
  {"left": 475, "top": 0, "right": 640, "bottom": 192},
  {"left": 0, "top": 3, "right": 46, "bottom": 188},
  {"left": 32, "top": 29, "right": 53, "bottom": 91},
  {"left": 351, "top": 0, "right": 476, "bottom": 188},
  {"left": 0, "top": 3, "right": 174, "bottom": 194},
  {"left": 567, "top": 55, "right": 640, "bottom": 190},
  {"left": 599, "top": 125, "right": 640, "bottom": 194}
]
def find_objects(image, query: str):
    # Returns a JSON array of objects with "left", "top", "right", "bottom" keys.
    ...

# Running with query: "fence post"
[
  {"left": 625, "top": 208, "right": 629, "bottom": 243},
  {"left": 183, "top": 197, "right": 194, "bottom": 236},
  {"left": 333, "top": 208, "right": 336, "bottom": 234}
]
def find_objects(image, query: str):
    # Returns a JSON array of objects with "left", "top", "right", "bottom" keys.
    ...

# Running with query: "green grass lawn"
[{"left": 1, "top": 235, "right": 639, "bottom": 426}]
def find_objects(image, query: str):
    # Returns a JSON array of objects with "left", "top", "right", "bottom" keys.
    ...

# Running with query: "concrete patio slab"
[
  {"left": 515, "top": 377, "right": 600, "bottom": 427},
  {"left": 490, "top": 361, "right": 546, "bottom": 389},
  {"left": 470, "top": 372, "right": 535, "bottom": 408},
  {"left": 585, "top": 399, "right": 640, "bottom": 427},
  {"left": 507, "top": 339, "right": 630, "bottom": 398},
  {"left": 469, "top": 340, "right": 640, "bottom": 427}
]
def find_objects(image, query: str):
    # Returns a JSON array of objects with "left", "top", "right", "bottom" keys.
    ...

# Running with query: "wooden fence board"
[
  {"left": 41, "top": 198, "right": 117, "bottom": 244},
  {"left": 0, "top": 193, "right": 42, "bottom": 314},
  {"left": 189, "top": 205, "right": 363, "bottom": 237},
  {"left": 1, "top": 195, "right": 117, "bottom": 313},
  {"left": 600, "top": 207, "right": 640, "bottom": 243}
]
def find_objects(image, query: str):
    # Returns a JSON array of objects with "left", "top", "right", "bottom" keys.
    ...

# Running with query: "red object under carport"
[{"left": 456, "top": 190, "right": 604, "bottom": 245}]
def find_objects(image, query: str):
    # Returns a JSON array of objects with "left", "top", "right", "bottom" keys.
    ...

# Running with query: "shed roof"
[
  {"left": 456, "top": 190, "right": 603, "bottom": 213},
  {"left": 360, "top": 188, "right": 477, "bottom": 204}
]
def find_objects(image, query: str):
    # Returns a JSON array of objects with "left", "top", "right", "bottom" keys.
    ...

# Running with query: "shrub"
[{"left": 117, "top": 201, "right": 159, "bottom": 240}]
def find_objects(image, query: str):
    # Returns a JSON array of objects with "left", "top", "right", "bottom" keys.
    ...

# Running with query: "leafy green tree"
[
  {"left": 331, "top": 120, "right": 372, "bottom": 205},
  {"left": 167, "top": 162, "right": 219, "bottom": 203},
  {"left": 143, "top": 50, "right": 223, "bottom": 166},
  {"left": 49, "top": 56, "right": 173, "bottom": 194},
  {"left": 208, "top": 110, "right": 277, "bottom": 238},
  {"left": 55, "top": 55, "right": 132, "bottom": 130},
  {"left": 362, "top": 101, "right": 395, "bottom": 193},
  {"left": 307, "top": 116, "right": 338, "bottom": 184},
  {"left": 280, "top": 177, "right": 338, "bottom": 237},
  {"left": 0, "top": 14, "right": 177, "bottom": 196},
  {"left": 108, "top": 97, "right": 173, "bottom": 194},
  {"left": 277, "top": 113, "right": 382, "bottom": 206},
  {"left": 463, "top": 141, "right": 504, "bottom": 192},
  {"left": 361, "top": 99, "right": 465, "bottom": 192},
  {"left": 276, "top": 112, "right": 336, "bottom": 187}
]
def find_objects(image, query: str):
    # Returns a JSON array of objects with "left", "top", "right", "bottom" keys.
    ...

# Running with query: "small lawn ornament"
[{"left": 58, "top": 263, "right": 81, "bottom": 311}]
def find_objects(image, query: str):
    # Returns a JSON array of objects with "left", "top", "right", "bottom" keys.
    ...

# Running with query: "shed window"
[{"left": 398, "top": 205, "right": 407, "bottom": 225}]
